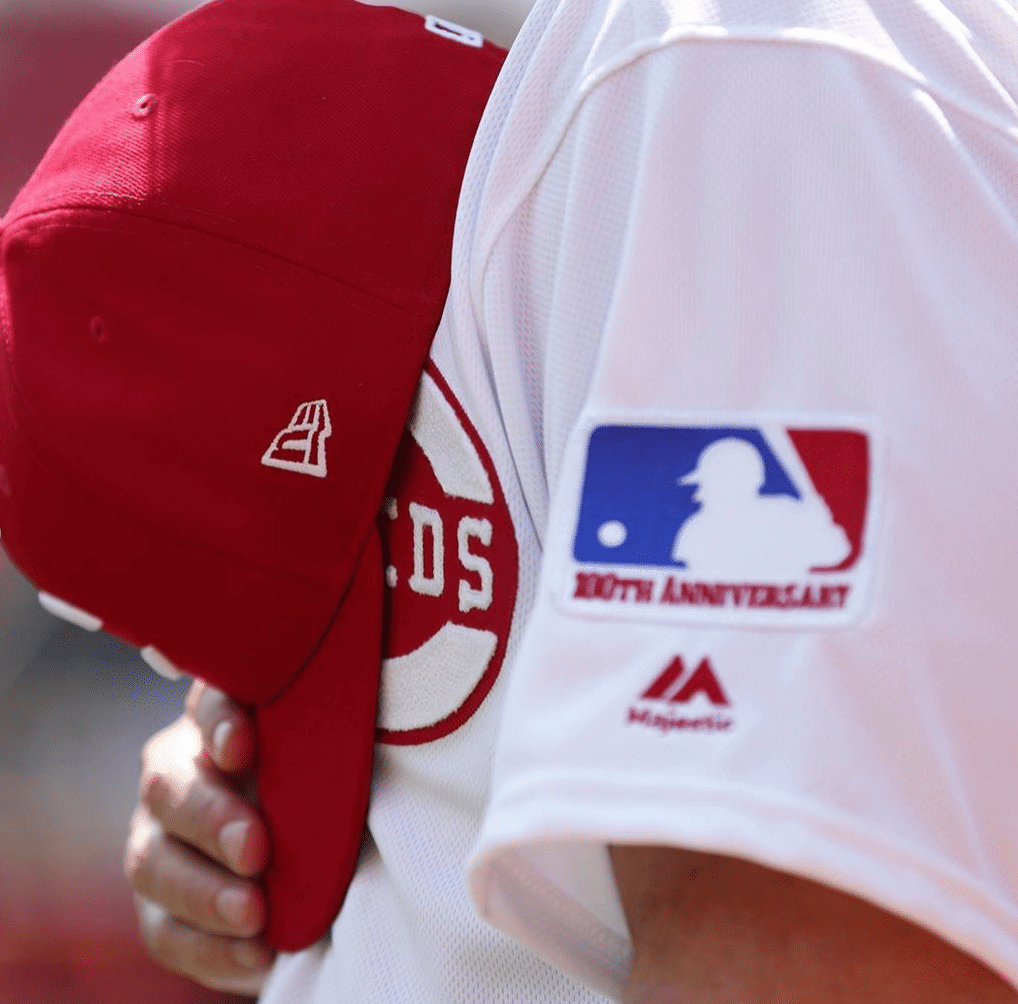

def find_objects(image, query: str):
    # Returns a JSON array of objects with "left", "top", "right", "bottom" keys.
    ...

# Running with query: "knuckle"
[
  {"left": 192, "top": 682, "right": 229, "bottom": 734},
  {"left": 140, "top": 719, "right": 201, "bottom": 799},
  {"left": 191, "top": 684, "right": 253, "bottom": 755},
  {"left": 144, "top": 921, "right": 170, "bottom": 964},
  {"left": 189, "top": 778, "right": 224, "bottom": 821},
  {"left": 123, "top": 816, "right": 157, "bottom": 889},
  {"left": 192, "top": 932, "right": 232, "bottom": 975},
  {"left": 162, "top": 840, "right": 254, "bottom": 934},
  {"left": 140, "top": 770, "right": 170, "bottom": 814},
  {"left": 184, "top": 790, "right": 237, "bottom": 863},
  {"left": 159, "top": 853, "right": 217, "bottom": 923},
  {"left": 141, "top": 719, "right": 179, "bottom": 767},
  {"left": 127, "top": 824, "right": 223, "bottom": 930},
  {"left": 140, "top": 728, "right": 161, "bottom": 763},
  {"left": 188, "top": 874, "right": 228, "bottom": 925},
  {"left": 138, "top": 902, "right": 271, "bottom": 995},
  {"left": 145, "top": 770, "right": 232, "bottom": 861},
  {"left": 138, "top": 737, "right": 161, "bottom": 788},
  {"left": 123, "top": 839, "right": 142, "bottom": 886},
  {"left": 185, "top": 679, "right": 206, "bottom": 717},
  {"left": 138, "top": 904, "right": 178, "bottom": 968},
  {"left": 205, "top": 972, "right": 269, "bottom": 997}
]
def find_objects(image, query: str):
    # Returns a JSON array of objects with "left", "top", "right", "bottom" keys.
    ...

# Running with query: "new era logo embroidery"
[
  {"left": 262, "top": 400, "right": 332, "bottom": 478},
  {"left": 627, "top": 656, "right": 734, "bottom": 734},
  {"left": 424, "top": 15, "right": 483, "bottom": 47}
]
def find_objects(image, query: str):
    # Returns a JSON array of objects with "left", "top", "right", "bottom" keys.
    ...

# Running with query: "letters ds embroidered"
[
  {"left": 375, "top": 364, "right": 518, "bottom": 745},
  {"left": 262, "top": 400, "right": 332, "bottom": 478}
]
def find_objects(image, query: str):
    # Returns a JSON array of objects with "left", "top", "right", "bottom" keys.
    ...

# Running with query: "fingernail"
[
  {"left": 231, "top": 938, "right": 266, "bottom": 969},
  {"left": 212, "top": 720, "right": 233, "bottom": 764},
  {"left": 216, "top": 886, "right": 250, "bottom": 928},
  {"left": 219, "top": 820, "right": 250, "bottom": 872}
]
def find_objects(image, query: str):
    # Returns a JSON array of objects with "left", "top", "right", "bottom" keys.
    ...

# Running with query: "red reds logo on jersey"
[{"left": 376, "top": 362, "right": 518, "bottom": 745}]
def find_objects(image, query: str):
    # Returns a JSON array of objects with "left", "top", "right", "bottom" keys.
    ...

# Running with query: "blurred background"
[{"left": 1, "top": 0, "right": 250, "bottom": 999}]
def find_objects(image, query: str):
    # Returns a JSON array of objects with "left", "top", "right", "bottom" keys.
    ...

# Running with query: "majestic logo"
[
  {"left": 376, "top": 363, "right": 518, "bottom": 745},
  {"left": 627, "top": 656, "right": 734, "bottom": 734},
  {"left": 562, "top": 417, "right": 874, "bottom": 627},
  {"left": 262, "top": 400, "right": 332, "bottom": 478}
]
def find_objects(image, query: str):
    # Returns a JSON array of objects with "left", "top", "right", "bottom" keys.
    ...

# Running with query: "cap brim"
[{"left": 256, "top": 533, "right": 382, "bottom": 951}]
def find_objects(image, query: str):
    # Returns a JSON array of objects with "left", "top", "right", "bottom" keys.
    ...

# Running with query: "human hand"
[{"left": 124, "top": 680, "right": 276, "bottom": 996}]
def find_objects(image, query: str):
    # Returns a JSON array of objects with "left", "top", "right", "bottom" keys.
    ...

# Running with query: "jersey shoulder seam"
[{"left": 580, "top": 28, "right": 1018, "bottom": 146}]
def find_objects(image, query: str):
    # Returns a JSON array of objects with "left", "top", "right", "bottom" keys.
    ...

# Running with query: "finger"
[
  {"left": 136, "top": 896, "right": 274, "bottom": 996},
  {"left": 125, "top": 805, "right": 267, "bottom": 938},
  {"left": 186, "top": 680, "right": 258, "bottom": 774},
  {"left": 140, "top": 761, "right": 270, "bottom": 878},
  {"left": 138, "top": 718, "right": 268, "bottom": 878}
]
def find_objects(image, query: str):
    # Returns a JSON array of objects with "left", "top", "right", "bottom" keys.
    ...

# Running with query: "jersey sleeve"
[{"left": 466, "top": 19, "right": 1018, "bottom": 1001}]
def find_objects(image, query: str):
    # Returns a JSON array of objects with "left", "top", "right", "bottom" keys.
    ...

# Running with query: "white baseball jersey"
[{"left": 264, "top": 0, "right": 1018, "bottom": 1000}]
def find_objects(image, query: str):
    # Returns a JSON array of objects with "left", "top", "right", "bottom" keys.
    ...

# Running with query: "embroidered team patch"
[
  {"left": 559, "top": 416, "right": 875, "bottom": 627},
  {"left": 376, "top": 363, "right": 518, "bottom": 745}
]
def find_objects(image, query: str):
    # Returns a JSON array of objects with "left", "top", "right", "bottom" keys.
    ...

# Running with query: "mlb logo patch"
[{"left": 560, "top": 416, "right": 875, "bottom": 627}]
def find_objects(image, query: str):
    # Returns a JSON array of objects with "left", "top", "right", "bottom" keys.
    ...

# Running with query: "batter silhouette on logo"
[{"left": 671, "top": 437, "right": 850, "bottom": 578}]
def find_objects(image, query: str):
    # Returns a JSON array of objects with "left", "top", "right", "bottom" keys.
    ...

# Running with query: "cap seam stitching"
[{"left": 4, "top": 205, "right": 440, "bottom": 321}]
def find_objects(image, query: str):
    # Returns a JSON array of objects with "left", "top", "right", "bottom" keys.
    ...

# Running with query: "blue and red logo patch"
[{"left": 560, "top": 418, "right": 875, "bottom": 627}]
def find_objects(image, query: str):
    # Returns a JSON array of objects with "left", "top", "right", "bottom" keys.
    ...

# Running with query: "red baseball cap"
[{"left": 0, "top": 0, "right": 504, "bottom": 951}]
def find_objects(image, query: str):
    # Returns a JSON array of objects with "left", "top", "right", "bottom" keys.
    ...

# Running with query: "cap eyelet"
[
  {"left": 132, "top": 93, "right": 157, "bottom": 118},
  {"left": 90, "top": 317, "right": 109, "bottom": 345}
]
